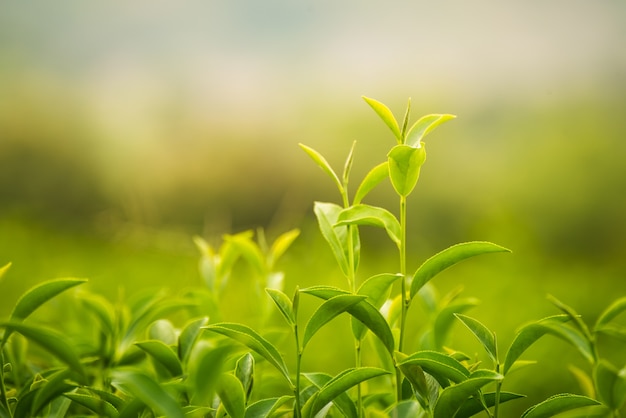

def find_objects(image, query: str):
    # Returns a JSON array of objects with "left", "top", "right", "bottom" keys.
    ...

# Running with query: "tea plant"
[{"left": 0, "top": 96, "right": 624, "bottom": 418}]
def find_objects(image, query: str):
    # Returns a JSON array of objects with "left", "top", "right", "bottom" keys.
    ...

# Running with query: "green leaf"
[
  {"left": 594, "top": 360, "right": 626, "bottom": 410},
  {"left": 388, "top": 144, "right": 426, "bottom": 197},
  {"left": 4, "top": 278, "right": 87, "bottom": 343},
  {"left": 112, "top": 369, "right": 184, "bottom": 418},
  {"left": 266, "top": 288, "right": 295, "bottom": 326},
  {"left": 225, "top": 232, "right": 267, "bottom": 277},
  {"left": 78, "top": 293, "right": 116, "bottom": 336},
  {"left": 299, "top": 143, "right": 343, "bottom": 193},
  {"left": 269, "top": 229, "right": 300, "bottom": 266},
  {"left": 405, "top": 114, "right": 456, "bottom": 148},
  {"left": 303, "top": 294, "right": 367, "bottom": 349},
  {"left": 352, "top": 273, "right": 402, "bottom": 340},
  {"left": 431, "top": 298, "right": 480, "bottom": 351},
  {"left": 455, "top": 391, "right": 526, "bottom": 418},
  {"left": 433, "top": 370, "right": 503, "bottom": 418},
  {"left": 148, "top": 319, "right": 177, "bottom": 345},
  {"left": 187, "top": 341, "right": 232, "bottom": 405},
  {"left": 336, "top": 204, "right": 401, "bottom": 248},
  {"left": 362, "top": 96, "right": 402, "bottom": 143},
  {"left": 0, "top": 322, "right": 84, "bottom": 376},
  {"left": 455, "top": 314, "right": 498, "bottom": 363},
  {"left": 178, "top": 316, "right": 209, "bottom": 365},
  {"left": 397, "top": 351, "right": 470, "bottom": 387},
  {"left": 538, "top": 321, "right": 595, "bottom": 364},
  {"left": 301, "top": 367, "right": 389, "bottom": 418},
  {"left": 314, "top": 202, "right": 352, "bottom": 277},
  {"left": 385, "top": 400, "right": 421, "bottom": 418},
  {"left": 520, "top": 393, "right": 601, "bottom": 418},
  {"left": 235, "top": 352, "right": 255, "bottom": 401},
  {"left": 32, "top": 369, "right": 76, "bottom": 416},
  {"left": 547, "top": 294, "right": 592, "bottom": 340},
  {"left": 343, "top": 140, "right": 357, "bottom": 188},
  {"left": 64, "top": 393, "right": 119, "bottom": 418},
  {"left": 301, "top": 286, "right": 395, "bottom": 355},
  {"left": 503, "top": 315, "right": 572, "bottom": 375},
  {"left": 244, "top": 396, "right": 293, "bottom": 418},
  {"left": 396, "top": 352, "right": 430, "bottom": 409},
  {"left": 353, "top": 162, "right": 389, "bottom": 205},
  {"left": 594, "top": 297, "right": 626, "bottom": 332},
  {"left": 204, "top": 323, "right": 291, "bottom": 385},
  {"left": 217, "top": 373, "right": 246, "bottom": 418},
  {"left": 304, "top": 373, "right": 357, "bottom": 418},
  {"left": 135, "top": 340, "right": 183, "bottom": 377},
  {"left": 400, "top": 98, "right": 411, "bottom": 138},
  {"left": 410, "top": 242, "right": 511, "bottom": 300}
]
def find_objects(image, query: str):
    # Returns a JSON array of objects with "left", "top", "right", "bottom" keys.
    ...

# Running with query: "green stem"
[
  {"left": 395, "top": 195, "right": 408, "bottom": 403},
  {"left": 294, "top": 323, "right": 302, "bottom": 418}
]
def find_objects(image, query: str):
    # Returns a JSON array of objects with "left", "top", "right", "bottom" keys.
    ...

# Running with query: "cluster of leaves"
[{"left": 1, "top": 97, "right": 625, "bottom": 418}]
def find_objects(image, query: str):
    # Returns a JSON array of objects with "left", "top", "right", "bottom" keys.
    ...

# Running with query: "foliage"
[{"left": 0, "top": 96, "right": 624, "bottom": 417}]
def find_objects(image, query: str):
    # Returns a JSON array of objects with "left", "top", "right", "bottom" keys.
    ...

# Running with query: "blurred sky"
[{"left": 1, "top": 0, "right": 625, "bottom": 239}]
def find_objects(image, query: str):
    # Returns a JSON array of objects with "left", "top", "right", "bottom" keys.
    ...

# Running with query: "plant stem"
[
  {"left": 398, "top": 195, "right": 408, "bottom": 353},
  {"left": 294, "top": 323, "right": 302, "bottom": 418},
  {"left": 0, "top": 350, "right": 12, "bottom": 417}
]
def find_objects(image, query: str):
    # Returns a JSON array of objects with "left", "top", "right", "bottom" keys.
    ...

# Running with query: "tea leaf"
[
  {"left": 395, "top": 353, "right": 430, "bottom": 409},
  {"left": 111, "top": 369, "right": 185, "bottom": 418},
  {"left": 594, "top": 296, "right": 626, "bottom": 332},
  {"left": 593, "top": 360, "right": 626, "bottom": 410},
  {"left": 520, "top": 393, "right": 601, "bottom": 418},
  {"left": 343, "top": 140, "right": 357, "bottom": 187},
  {"left": 400, "top": 98, "right": 411, "bottom": 138},
  {"left": 314, "top": 202, "right": 351, "bottom": 277},
  {"left": 217, "top": 373, "right": 246, "bottom": 418},
  {"left": 405, "top": 114, "right": 456, "bottom": 148},
  {"left": 431, "top": 298, "right": 480, "bottom": 351},
  {"left": 455, "top": 391, "right": 525, "bottom": 418},
  {"left": 353, "top": 162, "right": 389, "bottom": 205},
  {"left": 135, "top": 340, "right": 183, "bottom": 377},
  {"left": 269, "top": 229, "right": 300, "bottom": 267},
  {"left": 433, "top": 370, "right": 503, "bottom": 418},
  {"left": 244, "top": 396, "right": 293, "bottom": 418},
  {"left": 64, "top": 393, "right": 119, "bottom": 418},
  {"left": 410, "top": 242, "right": 511, "bottom": 300},
  {"left": 78, "top": 293, "right": 116, "bottom": 336},
  {"left": 547, "top": 294, "right": 592, "bottom": 340},
  {"left": 235, "top": 352, "right": 255, "bottom": 401},
  {"left": 32, "top": 369, "right": 76, "bottom": 416},
  {"left": 225, "top": 232, "right": 267, "bottom": 277},
  {"left": 336, "top": 204, "right": 401, "bottom": 248},
  {"left": 503, "top": 315, "right": 571, "bottom": 375},
  {"left": 385, "top": 400, "right": 421, "bottom": 418},
  {"left": 362, "top": 96, "right": 402, "bottom": 143},
  {"left": 0, "top": 322, "right": 84, "bottom": 377},
  {"left": 187, "top": 341, "right": 232, "bottom": 405},
  {"left": 301, "top": 367, "right": 389, "bottom": 418},
  {"left": 303, "top": 294, "right": 367, "bottom": 349},
  {"left": 299, "top": 144, "right": 343, "bottom": 193},
  {"left": 352, "top": 273, "right": 401, "bottom": 341},
  {"left": 178, "top": 316, "right": 209, "bottom": 365},
  {"left": 454, "top": 314, "right": 497, "bottom": 363},
  {"left": 387, "top": 144, "right": 426, "bottom": 197},
  {"left": 148, "top": 319, "right": 177, "bottom": 345},
  {"left": 204, "top": 323, "right": 292, "bottom": 385},
  {"left": 304, "top": 373, "right": 357, "bottom": 418},
  {"left": 301, "top": 286, "right": 395, "bottom": 355},
  {"left": 266, "top": 288, "right": 295, "bottom": 326},
  {"left": 397, "top": 351, "right": 470, "bottom": 386},
  {"left": 538, "top": 321, "right": 595, "bottom": 364}
]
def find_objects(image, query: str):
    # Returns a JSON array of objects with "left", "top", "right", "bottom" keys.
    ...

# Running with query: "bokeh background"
[{"left": 1, "top": 1, "right": 625, "bottom": 414}]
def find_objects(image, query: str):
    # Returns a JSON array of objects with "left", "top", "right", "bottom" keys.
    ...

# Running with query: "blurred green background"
[{"left": 1, "top": 1, "right": 625, "bottom": 414}]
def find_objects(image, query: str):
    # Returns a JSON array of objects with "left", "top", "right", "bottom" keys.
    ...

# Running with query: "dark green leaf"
[
  {"left": 266, "top": 288, "right": 295, "bottom": 326},
  {"left": 304, "top": 373, "right": 357, "bottom": 418},
  {"left": 64, "top": 393, "right": 119, "bottom": 418},
  {"left": 520, "top": 393, "right": 601, "bottom": 418},
  {"left": 299, "top": 144, "right": 343, "bottom": 193},
  {"left": 111, "top": 369, "right": 184, "bottom": 418},
  {"left": 455, "top": 314, "right": 497, "bottom": 363},
  {"left": 410, "top": 242, "right": 511, "bottom": 300},
  {"left": 217, "top": 373, "right": 246, "bottom": 418},
  {"left": 336, "top": 204, "right": 401, "bottom": 248},
  {"left": 301, "top": 367, "right": 389, "bottom": 418},
  {"left": 433, "top": 371, "right": 503, "bottom": 418},
  {"left": 0, "top": 322, "right": 84, "bottom": 376},
  {"left": 397, "top": 351, "right": 470, "bottom": 386},
  {"left": 244, "top": 396, "right": 293, "bottom": 418},
  {"left": 503, "top": 315, "right": 572, "bottom": 375},
  {"left": 405, "top": 114, "right": 456, "bottom": 148},
  {"left": 303, "top": 294, "right": 367, "bottom": 349},
  {"left": 353, "top": 162, "right": 389, "bottom": 205},
  {"left": 301, "top": 286, "right": 395, "bottom": 355},
  {"left": 204, "top": 323, "right": 291, "bottom": 385},
  {"left": 455, "top": 391, "right": 525, "bottom": 418},
  {"left": 362, "top": 96, "right": 402, "bottom": 143},
  {"left": 32, "top": 369, "right": 76, "bottom": 416},
  {"left": 388, "top": 145, "right": 426, "bottom": 197},
  {"left": 178, "top": 316, "right": 209, "bottom": 365},
  {"left": 135, "top": 340, "right": 183, "bottom": 377},
  {"left": 396, "top": 352, "right": 430, "bottom": 409}
]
